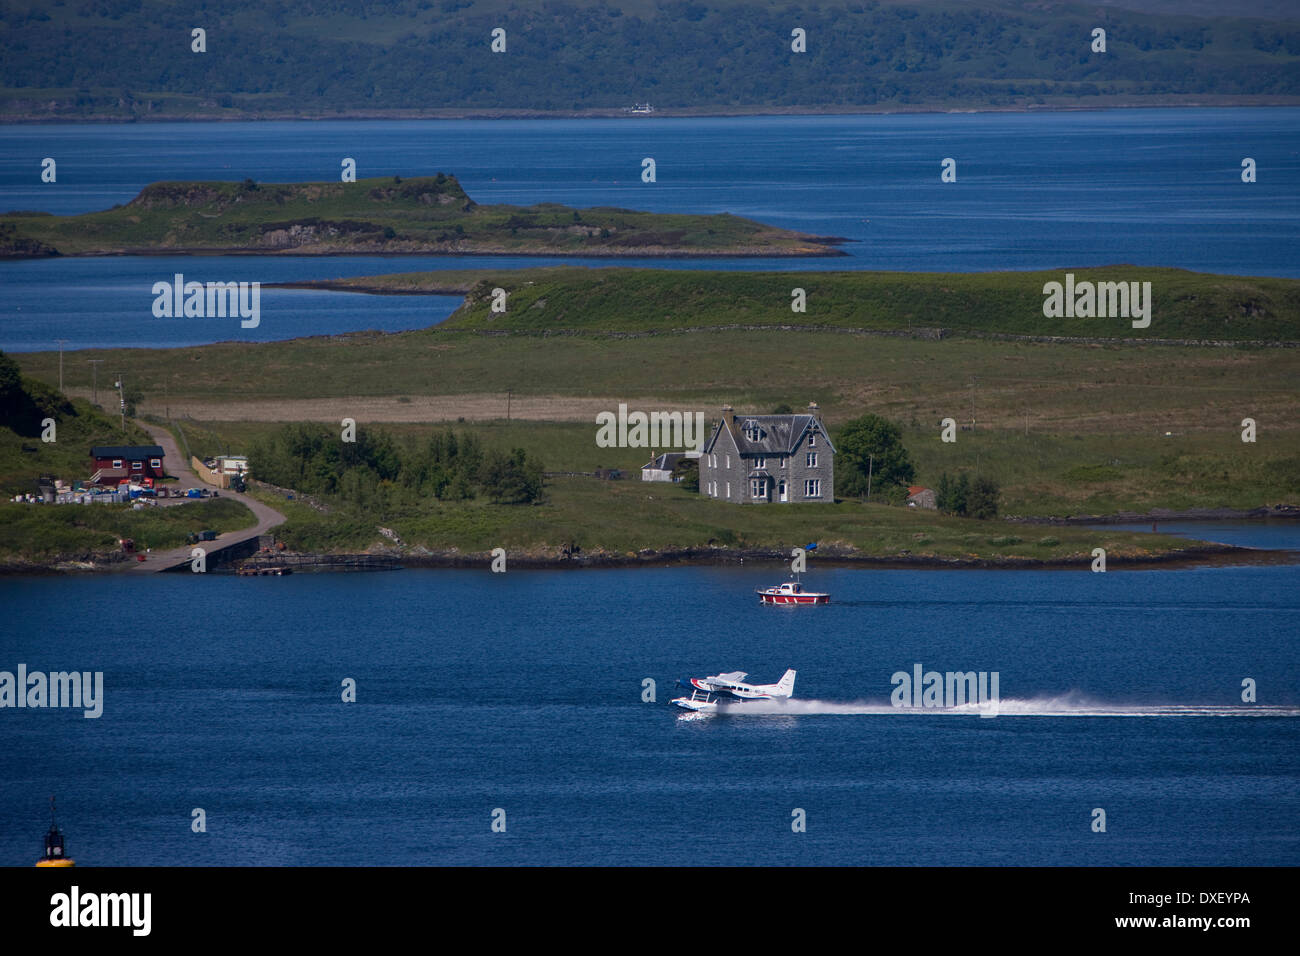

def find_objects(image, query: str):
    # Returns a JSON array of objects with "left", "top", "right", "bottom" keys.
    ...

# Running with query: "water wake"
[{"left": 694, "top": 694, "right": 1300, "bottom": 718}]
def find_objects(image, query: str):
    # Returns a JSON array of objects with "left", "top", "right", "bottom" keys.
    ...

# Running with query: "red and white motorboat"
[{"left": 756, "top": 581, "right": 829, "bottom": 605}]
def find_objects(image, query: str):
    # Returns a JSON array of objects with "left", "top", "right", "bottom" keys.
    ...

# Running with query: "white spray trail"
[{"left": 691, "top": 694, "right": 1300, "bottom": 718}]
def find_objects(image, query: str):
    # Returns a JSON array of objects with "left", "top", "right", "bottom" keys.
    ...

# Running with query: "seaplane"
[{"left": 672, "top": 669, "right": 796, "bottom": 713}]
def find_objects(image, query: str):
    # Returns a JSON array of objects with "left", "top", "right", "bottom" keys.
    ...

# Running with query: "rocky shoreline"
[
  {"left": 1007, "top": 504, "right": 1300, "bottom": 525},
  {"left": 384, "top": 542, "right": 1293, "bottom": 572},
  {"left": 3, "top": 241, "right": 850, "bottom": 261},
  {"left": 6, "top": 510, "right": 1296, "bottom": 575}
]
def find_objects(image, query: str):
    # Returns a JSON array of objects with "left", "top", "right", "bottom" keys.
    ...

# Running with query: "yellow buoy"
[{"left": 35, "top": 796, "right": 75, "bottom": 867}]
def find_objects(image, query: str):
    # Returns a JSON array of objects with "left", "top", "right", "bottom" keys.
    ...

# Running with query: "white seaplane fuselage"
[{"left": 672, "top": 670, "right": 796, "bottom": 712}]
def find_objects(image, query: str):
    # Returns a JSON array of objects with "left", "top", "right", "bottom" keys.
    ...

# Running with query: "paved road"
[{"left": 121, "top": 423, "right": 286, "bottom": 573}]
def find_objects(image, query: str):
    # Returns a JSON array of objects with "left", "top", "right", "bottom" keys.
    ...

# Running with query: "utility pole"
[
  {"left": 55, "top": 339, "right": 68, "bottom": 393},
  {"left": 866, "top": 453, "right": 874, "bottom": 501},
  {"left": 87, "top": 360, "right": 103, "bottom": 407},
  {"left": 970, "top": 376, "right": 977, "bottom": 433},
  {"left": 506, "top": 389, "right": 512, "bottom": 422},
  {"left": 115, "top": 373, "right": 125, "bottom": 432}
]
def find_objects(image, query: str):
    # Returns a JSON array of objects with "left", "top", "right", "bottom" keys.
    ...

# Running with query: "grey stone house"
[{"left": 699, "top": 404, "right": 834, "bottom": 504}]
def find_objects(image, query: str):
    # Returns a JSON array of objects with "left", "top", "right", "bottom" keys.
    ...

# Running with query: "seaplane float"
[{"left": 672, "top": 669, "right": 796, "bottom": 713}]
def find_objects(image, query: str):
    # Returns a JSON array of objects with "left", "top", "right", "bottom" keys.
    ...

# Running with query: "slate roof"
[
  {"left": 703, "top": 413, "right": 835, "bottom": 456},
  {"left": 90, "top": 445, "right": 165, "bottom": 459},
  {"left": 642, "top": 452, "right": 687, "bottom": 471}
]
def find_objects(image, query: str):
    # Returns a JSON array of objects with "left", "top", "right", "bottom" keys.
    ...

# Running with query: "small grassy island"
[{"left": 0, "top": 174, "right": 845, "bottom": 259}]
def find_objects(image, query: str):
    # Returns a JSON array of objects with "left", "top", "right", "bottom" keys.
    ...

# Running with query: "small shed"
[{"left": 907, "top": 486, "right": 937, "bottom": 509}]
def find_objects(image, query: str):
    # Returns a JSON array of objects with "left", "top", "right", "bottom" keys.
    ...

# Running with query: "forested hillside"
[{"left": 2, "top": 0, "right": 1297, "bottom": 119}]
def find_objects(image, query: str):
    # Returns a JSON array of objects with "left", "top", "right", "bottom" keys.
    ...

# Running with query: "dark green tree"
[
  {"left": 966, "top": 476, "right": 1001, "bottom": 520},
  {"left": 671, "top": 456, "right": 699, "bottom": 491},
  {"left": 952, "top": 473, "right": 970, "bottom": 516},
  {"left": 480, "top": 447, "right": 544, "bottom": 504},
  {"left": 834, "top": 414, "right": 915, "bottom": 499},
  {"left": 936, "top": 472, "right": 953, "bottom": 512}
]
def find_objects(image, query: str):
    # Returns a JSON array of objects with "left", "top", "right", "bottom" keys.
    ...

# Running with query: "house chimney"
[{"left": 808, "top": 402, "right": 820, "bottom": 415}]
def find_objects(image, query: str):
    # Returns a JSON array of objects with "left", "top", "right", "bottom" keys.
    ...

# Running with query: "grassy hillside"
[
  {"left": 14, "top": 323, "right": 1299, "bottom": 437},
  {"left": 2, "top": 0, "right": 1297, "bottom": 120},
  {"left": 0, "top": 497, "right": 256, "bottom": 566},
  {"left": 0, "top": 176, "right": 837, "bottom": 258},
  {"left": 315, "top": 265, "right": 1300, "bottom": 342},
  {"left": 0, "top": 350, "right": 157, "bottom": 495}
]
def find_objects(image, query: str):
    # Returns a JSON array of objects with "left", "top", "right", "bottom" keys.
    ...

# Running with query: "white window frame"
[
  {"left": 807, "top": 452, "right": 817, "bottom": 467},
  {"left": 725, "top": 483, "right": 731, "bottom": 499},
  {"left": 808, "top": 434, "right": 817, "bottom": 447},
  {"left": 112, "top": 459, "right": 122, "bottom": 468},
  {"left": 751, "top": 478, "right": 765, "bottom": 498},
  {"left": 805, "top": 479, "right": 821, "bottom": 498},
  {"left": 754, "top": 457, "right": 766, "bottom": 469},
  {"left": 150, "top": 458, "right": 161, "bottom": 469}
]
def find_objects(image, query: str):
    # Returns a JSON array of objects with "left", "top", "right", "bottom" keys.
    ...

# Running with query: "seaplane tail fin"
[{"left": 774, "top": 669, "right": 796, "bottom": 698}]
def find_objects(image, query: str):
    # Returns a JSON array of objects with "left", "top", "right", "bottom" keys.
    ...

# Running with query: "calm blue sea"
[
  {"left": 2, "top": 113, "right": 1298, "bottom": 867},
  {"left": 2, "top": 526, "right": 1298, "bottom": 866},
  {"left": 2, "top": 109, "right": 1299, "bottom": 350}
]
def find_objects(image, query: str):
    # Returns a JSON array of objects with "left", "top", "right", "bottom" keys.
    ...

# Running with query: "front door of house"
[{"left": 778, "top": 479, "right": 788, "bottom": 502}]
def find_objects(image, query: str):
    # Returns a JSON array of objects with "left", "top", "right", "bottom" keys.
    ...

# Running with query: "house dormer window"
[{"left": 744, "top": 420, "right": 763, "bottom": 442}]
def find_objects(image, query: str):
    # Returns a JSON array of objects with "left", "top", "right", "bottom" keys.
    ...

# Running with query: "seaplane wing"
[{"left": 715, "top": 672, "right": 748, "bottom": 682}]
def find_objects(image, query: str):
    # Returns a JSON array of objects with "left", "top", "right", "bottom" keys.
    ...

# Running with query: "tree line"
[
  {"left": 248, "top": 424, "right": 544, "bottom": 509},
  {"left": 6, "top": 1, "right": 1296, "bottom": 119}
]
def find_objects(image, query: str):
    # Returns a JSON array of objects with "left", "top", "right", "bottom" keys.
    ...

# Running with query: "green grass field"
[
  {"left": 362, "top": 265, "right": 1300, "bottom": 342},
  {"left": 19, "top": 325, "right": 1297, "bottom": 438},
  {"left": 246, "top": 473, "right": 1211, "bottom": 564}
]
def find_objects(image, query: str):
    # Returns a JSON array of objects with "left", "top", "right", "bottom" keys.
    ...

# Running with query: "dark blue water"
[
  {"left": 3, "top": 109, "right": 1299, "bottom": 351},
  {"left": 3, "top": 555, "right": 1298, "bottom": 866}
]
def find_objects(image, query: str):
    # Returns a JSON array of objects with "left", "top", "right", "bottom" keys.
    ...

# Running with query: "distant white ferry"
[{"left": 626, "top": 103, "right": 655, "bottom": 114}]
